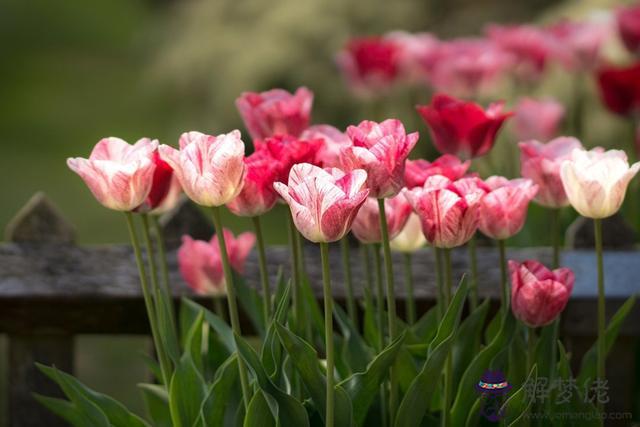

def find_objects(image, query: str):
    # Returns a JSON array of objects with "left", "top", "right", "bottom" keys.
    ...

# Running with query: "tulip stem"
[
  {"left": 442, "top": 248, "right": 453, "bottom": 427},
  {"left": 252, "top": 216, "right": 271, "bottom": 324},
  {"left": 402, "top": 253, "right": 416, "bottom": 325},
  {"left": 150, "top": 215, "right": 177, "bottom": 332},
  {"left": 320, "top": 242, "right": 335, "bottom": 427},
  {"left": 594, "top": 218, "right": 606, "bottom": 414},
  {"left": 498, "top": 239, "right": 508, "bottom": 310},
  {"left": 549, "top": 208, "right": 561, "bottom": 385},
  {"left": 211, "top": 206, "right": 252, "bottom": 410},
  {"left": 361, "top": 244, "right": 374, "bottom": 319},
  {"left": 213, "top": 297, "right": 227, "bottom": 322},
  {"left": 468, "top": 234, "right": 478, "bottom": 311},
  {"left": 371, "top": 243, "right": 389, "bottom": 427},
  {"left": 340, "top": 237, "right": 358, "bottom": 329},
  {"left": 287, "top": 212, "right": 304, "bottom": 336},
  {"left": 527, "top": 327, "right": 536, "bottom": 371},
  {"left": 124, "top": 213, "right": 171, "bottom": 386},
  {"left": 434, "top": 248, "right": 444, "bottom": 319}
]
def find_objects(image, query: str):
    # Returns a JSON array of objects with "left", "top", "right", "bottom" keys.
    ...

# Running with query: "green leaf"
[
  {"left": 139, "top": 352, "right": 163, "bottom": 383},
  {"left": 233, "top": 272, "right": 266, "bottom": 337},
  {"left": 300, "top": 273, "right": 326, "bottom": 343},
  {"left": 234, "top": 332, "right": 310, "bottom": 427},
  {"left": 452, "top": 299, "right": 490, "bottom": 396},
  {"left": 339, "top": 333, "right": 405, "bottom": 426},
  {"left": 157, "top": 294, "right": 181, "bottom": 367},
  {"left": 464, "top": 398, "right": 482, "bottom": 427},
  {"left": 138, "top": 384, "right": 172, "bottom": 427},
  {"left": 244, "top": 391, "right": 276, "bottom": 427},
  {"left": 169, "top": 347, "right": 207, "bottom": 427},
  {"left": 533, "top": 322, "right": 555, "bottom": 381},
  {"left": 450, "top": 310, "right": 517, "bottom": 426},
  {"left": 410, "top": 304, "right": 439, "bottom": 343},
  {"left": 334, "top": 303, "right": 373, "bottom": 374},
  {"left": 501, "top": 364, "right": 537, "bottom": 425},
  {"left": 262, "top": 282, "right": 291, "bottom": 380},
  {"left": 182, "top": 298, "right": 235, "bottom": 353},
  {"left": 507, "top": 325, "right": 527, "bottom": 388},
  {"left": 270, "top": 267, "right": 286, "bottom": 315},
  {"left": 185, "top": 311, "right": 205, "bottom": 373},
  {"left": 33, "top": 394, "right": 97, "bottom": 427},
  {"left": 201, "top": 355, "right": 241, "bottom": 427},
  {"left": 395, "top": 280, "right": 468, "bottom": 427},
  {"left": 275, "top": 323, "right": 353, "bottom": 427},
  {"left": 577, "top": 295, "right": 636, "bottom": 387},
  {"left": 36, "top": 364, "right": 146, "bottom": 427},
  {"left": 394, "top": 347, "right": 419, "bottom": 395},
  {"left": 484, "top": 310, "right": 501, "bottom": 344}
]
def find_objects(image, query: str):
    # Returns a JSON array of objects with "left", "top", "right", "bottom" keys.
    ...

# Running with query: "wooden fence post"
[{"left": 4, "top": 193, "right": 75, "bottom": 427}]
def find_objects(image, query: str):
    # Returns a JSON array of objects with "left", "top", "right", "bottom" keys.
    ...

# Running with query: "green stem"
[
  {"left": 498, "top": 239, "right": 508, "bottom": 309},
  {"left": 211, "top": 207, "right": 252, "bottom": 410},
  {"left": 372, "top": 244, "right": 385, "bottom": 351},
  {"left": 361, "top": 244, "right": 374, "bottom": 315},
  {"left": 442, "top": 248, "right": 452, "bottom": 427},
  {"left": 571, "top": 72, "right": 585, "bottom": 140},
  {"left": 594, "top": 218, "right": 606, "bottom": 414},
  {"left": 150, "top": 215, "right": 177, "bottom": 333},
  {"left": 252, "top": 216, "right": 271, "bottom": 324},
  {"left": 527, "top": 327, "right": 536, "bottom": 371},
  {"left": 434, "top": 248, "right": 444, "bottom": 319},
  {"left": 377, "top": 198, "right": 397, "bottom": 425},
  {"left": 468, "top": 234, "right": 478, "bottom": 311},
  {"left": 340, "top": 238, "right": 358, "bottom": 329},
  {"left": 213, "top": 297, "right": 226, "bottom": 321},
  {"left": 287, "top": 212, "right": 303, "bottom": 335},
  {"left": 124, "top": 213, "right": 171, "bottom": 386},
  {"left": 548, "top": 208, "right": 561, "bottom": 388},
  {"left": 402, "top": 253, "right": 416, "bottom": 325},
  {"left": 320, "top": 242, "right": 335, "bottom": 427}
]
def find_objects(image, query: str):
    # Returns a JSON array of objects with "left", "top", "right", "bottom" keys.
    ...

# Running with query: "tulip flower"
[
  {"left": 512, "top": 98, "right": 565, "bottom": 142},
  {"left": 403, "top": 175, "right": 484, "bottom": 248},
  {"left": 560, "top": 147, "right": 640, "bottom": 219},
  {"left": 478, "top": 177, "right": 538, "bottom": 240},
  {"left": 341, "top": 119, "right": 418, "bottom": 198},
  {"left": 300, "top": 125, "right": 352, "bottom": 168},
  {"left": 509, "top": 260, "right": 574, "bottom": 328},
  {"left": 159, "top": 131, "right": 246, "bottom": 207},
  {"left": 390, "top": 212, "right": 427, "bottom": 253},
  {"left": 548, "top": 19, "right": 611, "bottom": 71},
  {"left": 274, "top": 163, "right": 369, "bottom": 243},
  {"left": 336, "top": 36, "right": 401, "bottom": 94},
  {"left": 596, "top": 62, "right": 640, "bottom": 116},
  {"left": 67, "top": 137, "right": 158, "bottom": 211},
  {"left": 254, "top": 134, "right": 323, "bottom": 183},
  {"left": 404, "top": 155, "right": 470, "bottom": 189},
  {"left": 417, "top": 94, "right": 512, "bottom": 159},
  {"left": 617, "top": 4, "right": 640, "bottom": 54},
  {"left": 227, "top": 150, "right": 280, "bottom": 217},
  {"left": 385, "top": 31, "right": 440, "bottom": 84},
  {"left": 149, "top": 176, "right": 183, "bottom": 215},
  {"left": 519, "top": 137, "right": 583, "bottom": 208},
  {"left": 235, "top": 87, "right": 313, "bottom": 140},
  {"left": 178, "top": 230, "right": 255, "bottom": 296},
  {"left": 134, "top": 151, "right": 175, "bottom": 213},
  {"left": 352, "top": 195, "right": 412, "bottom": 244}
]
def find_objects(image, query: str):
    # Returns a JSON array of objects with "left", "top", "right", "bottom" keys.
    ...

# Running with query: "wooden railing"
[{"left": 1, "top": 193, "right": 639, "bottom": 426}]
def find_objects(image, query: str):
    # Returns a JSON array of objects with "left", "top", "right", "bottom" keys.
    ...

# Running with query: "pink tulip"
[
  {"left": 404, "top": 155, "right": 471, "bottom": 189},
  {"left": 159, "top": 131, "right": 246, "bottom": 207},
  {"left": 67, "top": 137, "right": 158, "bottom": 211},
  {"left": 519, "top": 137, "right": 583, "bottom": 208},
  {"left": 254, "top": 134, "right": 323, "bottom": 183},
  {"left": 417, "top": 94, "right": 512, "bottom": 159},
  {"left": 403, "top": 175, "right": 485, "bottom": 248},
  {"left": 134, "top": 150, "right": 175, "bottom": 213},
  {"left": 178, "top": 229, "right": 255, "bottom": 296},
  {"left": 273, "top": 163, "right": 369, "bottom": 242},
  {"left": 351, "top": 195, "right": 412, "bottom": 244},
  {"left": 300, "top": 125, "right": 352, "bottom": 168},
  {"left": 478, "top": 176, "right": 538, "bottom": 240},
  {"left": 548, "top": 18, "right": 611, "bottom": 71},
  {"left": 385, "top": 31, "right": 440, "bottom": 84},
  {"left": 617, "top": 4, "right": 640, "bottom": 55},
  {"left": 336, "top": 36, "right": 401, "bottom": 94},
  {"left": 227, "top": 150, "right": 280, "bottom": 217},
  {"left": 509, "top": 260, "right": 574, "bottom": 328},
  {"left": 512, "top": 98, "right": 565, "bottom": 142},
  {"left": 390, "top": 212, "right": 427, "bottom": 253},
  {"left": 235, "top": 87, "right": 313, "bottom": 140},
  {"left": 341, "top": 119, "right": 418, "bottom": 198}
]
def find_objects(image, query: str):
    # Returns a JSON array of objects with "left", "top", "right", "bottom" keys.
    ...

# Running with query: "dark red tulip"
[{"left": 596, "top": 62, "right": 640, "bottom": 116}]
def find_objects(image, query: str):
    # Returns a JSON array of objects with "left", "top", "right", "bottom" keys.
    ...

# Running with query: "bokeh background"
[{"left": 0, "top": 0, "right": 634, "bottom": 424}]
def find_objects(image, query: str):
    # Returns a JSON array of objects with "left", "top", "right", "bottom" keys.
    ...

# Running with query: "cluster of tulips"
[{"left": 49, "top": 81, "right": 639, "bottom": 426}]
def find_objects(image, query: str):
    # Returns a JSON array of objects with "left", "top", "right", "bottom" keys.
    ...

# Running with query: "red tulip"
[
  {"left": 351, "top": 195, "right": 412, "bottom": 244},
  {"left": 67, "top": 137, "right": 158, "bottom": 211},
  {"left": 512, "top": 97, "right": 565, "bottom": 142},
  {"left": 235, "top": 87, "right": 313, "bottom": 140},
  {"left": 254, "top": 134, "right": 323, "bottom": 183},
  {"left": 404, "top": 155, "right": 471, "bottom": 189},
  {"left": 596, "top": 62, "right": 640, "bottom": 116},
  {"left": 478, "top": 176, "right": 538, "bottom": 240},
  {"left": 403, "top": 175, "right": 485, "bottom": 248},
  {"left": 509, "top": 260, "right": 574, "bottom": 328},
  {"left": 417, "top": 94, "right": 512, "bottom": 159},
  {"left": 300, "top": 125, "right": 352, "bottom": 168},
  {"left": 178, "top": 229, "right": 255, "bottom": 296},
  {"left": 617, "top": 4, "right": 640, "bottom": 54},
  {"left": 134, "top": 150, "right": 175, "bottom": 213},
  {"left": 227, "top": 150, "right": 280, "bottom": 217},
  {"left": 341, "top": 119, "right": 418, "bottom": 198},
  {"left": 150, "top": 176, "right": 183, "bottom": 215},
  {"left": 336, "top": 36, "right": 401, "bottom": 94},
  {"left": 274, "top": 163, "right": 369, "bottom": 242},
  {"left": 519, "top": 137, "right": 583, "bottom": 208}
]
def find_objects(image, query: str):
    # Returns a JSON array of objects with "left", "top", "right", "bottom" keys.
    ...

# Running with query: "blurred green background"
[{"left": 0, "top": 0, "right": 635, "bottom": 424}]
